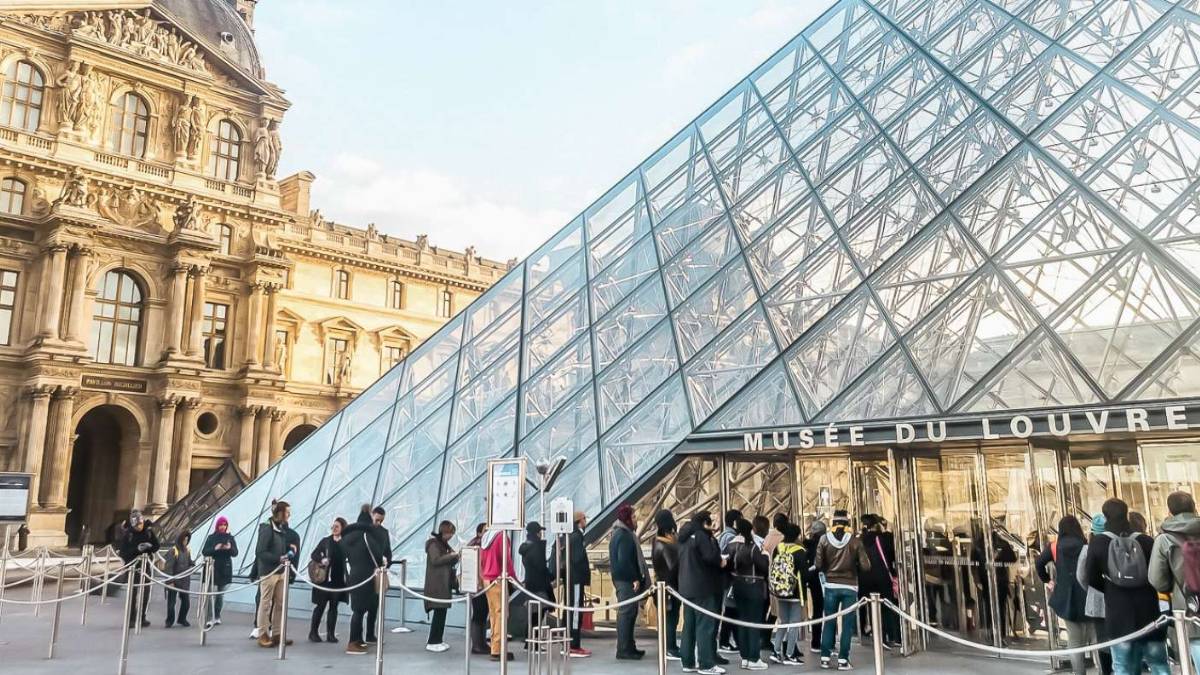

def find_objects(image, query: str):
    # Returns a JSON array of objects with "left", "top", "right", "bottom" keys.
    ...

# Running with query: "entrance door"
[
  {"left": 67, "top": 406, "right": 136, "bottom": 546},
  {"left": 1063, "top": 445, "right": 1148, "bottom": 521}
]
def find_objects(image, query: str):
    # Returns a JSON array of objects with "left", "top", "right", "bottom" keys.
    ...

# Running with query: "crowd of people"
[{"left": 103, "top": 489, "right": 1200, "bottom": 675}]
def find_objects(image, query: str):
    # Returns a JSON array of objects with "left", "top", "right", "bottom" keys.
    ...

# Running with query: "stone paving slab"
[{"left": 0, "top": 584, "right": 1052, "bottom": 674}]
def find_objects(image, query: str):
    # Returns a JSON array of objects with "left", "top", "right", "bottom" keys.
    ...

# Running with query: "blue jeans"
[
  {"left": 821, "top": 587, "right": 858, "bottom": 661},
  {"left": 1192, "top": 639, "right": 1200, "bottom": 673},
  {"left": 1111, "top": 640, "right": 1169, "bottom": 675}
]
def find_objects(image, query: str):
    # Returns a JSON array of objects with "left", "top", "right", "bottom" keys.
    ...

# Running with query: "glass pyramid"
[{"left": 198, "top": 0, "right": 1200, "bottom": 575}]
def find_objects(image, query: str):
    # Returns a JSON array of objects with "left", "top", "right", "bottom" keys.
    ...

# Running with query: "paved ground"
[{"left": 0, "top": 583, "right": 1055, "bottom": 675}]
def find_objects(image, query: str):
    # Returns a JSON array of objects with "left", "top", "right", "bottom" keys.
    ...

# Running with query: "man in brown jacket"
[{"left": 813, "top": 510, "right": 870, "bottom": 670}]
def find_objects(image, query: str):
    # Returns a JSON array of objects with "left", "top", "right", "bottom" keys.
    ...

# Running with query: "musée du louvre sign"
[{"left": 736, "top": 404, "right": 1199, "bottom": 453}]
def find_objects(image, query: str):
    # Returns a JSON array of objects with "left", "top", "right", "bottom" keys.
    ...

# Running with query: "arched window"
[
  {"left": 90, "top": 270, "right": 144, "bottom": 366},
  {"left": 109, "top": 93, "right": 150, "bottom": 158},
  {"left": 1, "top": 60, "right": 45, "bottom": 131},
  {"left": 210, "top": 120, "right": 241, "bottom": 181},
  {"left": 0, "top": 177, "right": 25, "bottom": 215},
  {"left": 218, "top": 224, "right": 233, "bottom": 255}
]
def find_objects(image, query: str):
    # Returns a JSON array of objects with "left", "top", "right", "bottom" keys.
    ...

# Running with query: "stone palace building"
[{"left": 0, "top": 0, "right": 507, "bottom": 545}]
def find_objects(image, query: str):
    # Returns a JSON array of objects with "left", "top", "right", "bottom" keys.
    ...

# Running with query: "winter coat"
[
  {"left": 1075, "top": 544, "right": 1105, "bottom": 619},
  {"left": 480, "top": 530, "right": 514, "bottom": 582},
  {"left": 201, "top": 531, "right": 238, "bottom": 587},
  {"left": 550, "top": 526, "right": 590, "bottom": 586},
  {"left": 728, "top": 538, "right": 769, "bottom": 599},
  {"left": 423, "top": 535, "right": 459, "bottom": 612},
  {"left": 609, "top": 521, "right": 645, "bottom": 585},
  {"left": 310, "top": 535, "right": 347, "bottom": 605},
  {"left": 652, "top": 534, "right": 680, "bottom": 589},
  {"left": 1150, "top": 511, "right": 1200, "bottom": 638},
  {"left": 118, "top": 521, "right": 160, "bottom": 564},
  {"left": 162, "top": 535, "right": 194, "bottom": 592},
  {"left": 519, "top": 537, "right": 553, "bottom": 598},
  {"left": 1034, "top": 535, "right": 1087, "bottom": 623},
  {"left": 284, "top": 526, "right": 301, "bottom": 584},
  {"left": 342, "top": 517, "right": 388, "bottom": 611},
  {"left": 1083, "top": 528, "right": 1165, "bottom": 642},
  {"left": 254, "top": 520, "right": 289, "bottom": 578},
  {"left": 859, "top": 531, "right": 897, "bottom": 598},
  {"left": 814, "top": 530, "right": 871, "bottom": 589},
  {"left": 678, "top": 521, "right": 722, "bottom": 600}
]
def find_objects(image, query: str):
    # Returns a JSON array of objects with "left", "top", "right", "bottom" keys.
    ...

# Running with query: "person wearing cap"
[
  {"left": 119, "top": 508, "right": 160, "bottom": 629},
  {"left": 521, "top": 521, "right": 553, "bottom": 648},
  {"left": 550, "top": 511, "right": 592, "bottom": 658},
  {"left": 609, "top": 503, "right": 649, "bottom": 660},
  {"left": 814, "top": 509, "right": 870, "bottom": 670},
  {"left": 201, "top": 516, "right": 238, "bottom": 629}
]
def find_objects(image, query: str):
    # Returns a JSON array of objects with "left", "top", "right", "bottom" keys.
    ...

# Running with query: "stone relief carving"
[
  {"left": 172, "top": 197, "right": 203, "bottom": 233},
  {"left": 70, "top": 10, "right": 207, "bottom": 73},
  {"left": 54, "top": 59, "right": 104, "bottom": 135},
  {"left": 97, "top": 185, "right": 160, "bottom": 229},
  {"left": 29, "top": 186, "right": 51, "bottom": 217},
  {"left": 6, "top": 14, "right": 68, "bottom": 32},
  {"left": 54, "top": 168, "right": 93, "bottom": 208},
  {"left": 171, "top": 95, "right": 205, "bottom": 160}
]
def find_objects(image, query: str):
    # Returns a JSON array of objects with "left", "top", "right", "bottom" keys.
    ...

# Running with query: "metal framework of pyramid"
[{"left": 197, "top": 0, "right": 1200, "bottom": 577}]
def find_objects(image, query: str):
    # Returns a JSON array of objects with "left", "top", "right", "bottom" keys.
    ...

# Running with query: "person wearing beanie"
[
  {"left": 119, "top": 507, "right": 160, "bottom": 629},
  {"left": 162, "top": 530, "right": 195, "bottom": 628},
  {"left": 201, "top": 516, "right": 238, "bottom": 629},
  {"left": 651, "top": 509, "right": 681, "bottom": 661},
  {"left": 814, "top": 510, "right": 870, "bottom": 670},
  {"left": 609, "top": 504, "right": 648, "bottom": 660}
]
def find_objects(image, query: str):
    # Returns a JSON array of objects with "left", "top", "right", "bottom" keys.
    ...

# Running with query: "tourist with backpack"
[
  {"left": 770, "top": 523, "right": 808, "bottom": 665},
  {"left": 814, "top": 510, "right": 871, "bottom": 671},
  {"left": 727, "top": 518, "right": 770, "bottom": 670},
  {"left": 1149, "top": 491, "right": 1200, "bottom": 670},
  {"left": 1082, "top": 498, "right": 1169, "bottom": 675},
  {"left": 1035, "top": 516, "right": 1089, "bottom": 675}
]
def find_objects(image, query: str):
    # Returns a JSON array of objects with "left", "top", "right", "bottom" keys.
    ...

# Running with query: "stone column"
[
  {"left": 148, "top": 396, "right": 178, "bottom": 512},
  {"left": 41, "top": 386, "right": 78, "bottom": 508},
  {"left": 63, "top": 246, "right": 92, "bottom": 343},
  {"left": 37, "top": 244, "right": 69, "bottom": 340},
  {"left": 243, "top": 282, "right": 264, "bottom": 368},
  {"left": 236, "top": 406, "right": 258, "bottom": 478},
  {"left": 172, "top": 398, "right": 200, "bottom": 501},
  {"left": 255, "top": 407, "right": 273, "bottom": 476},
  {"left": 163, "top": 263, "right": 189, "bottom": 358},
  {"left": 21, "top": 386, "right": 54, "bottom": 508},
  {"left": 262, "top": 284, "right": 280, "bottom": 369},
  {"left": 185, "top": 266, "right": 207, "bottom": 357},
  {"left": 269, "top": 408, "right": 285, "bottom": 464}
]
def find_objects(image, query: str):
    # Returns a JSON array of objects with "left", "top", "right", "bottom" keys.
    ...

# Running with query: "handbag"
[
  {"left": 308, "top": 559, "right": 329, "bottom": 585},
  {"left": 874, "top": 537, "right": 900, "bottom": 599}
]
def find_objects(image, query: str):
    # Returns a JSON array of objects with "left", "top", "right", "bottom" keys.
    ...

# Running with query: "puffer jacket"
[
  {"left": 161, "top": 534, "right": 194, "bottom": 592},
  {"left": 1150, "top": 511, "right": 1200, "bottom": 638},
  {"left": 678, "top": 521, "right": 722, "bottom": 600}
]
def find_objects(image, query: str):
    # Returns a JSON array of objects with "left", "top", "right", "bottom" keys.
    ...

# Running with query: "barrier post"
[
  {"left": 375, "top": 566, "right": 387, "bottom": 675},
  {"left": 464, "top": 589, "right": 472, "bottom": 675},
  {"left": 869, "top": 594, "right": 884, "bottom": 675},
  {"left": 656, "top": 582, "right": 667, "bottom": 675},
  {"left": 501, "top": 532, "right": 510, "bottom": 675},
  {"left": 117, "top": 557, "right": 136, "bottom": 675},
  {"left": 48, "top": 562, "right": 65, "bottom": 659},
  {"left": 0, "top": 523, "right": 10, "bottom": 625},
  {"left": 198, "top": 558, "right": 212, "bottom": 646},
  {"left": 277, "top": 566, "right": 290, "bottom": 660},
  {"left": 33, "top": 548, "right": 45, "bottom": 617},
  {"left": 133, "top": 557, "right": 145, "bottom": 635},
  {"left": 1174, "top": 610, "right": 1194, "bottom": 675},
  {"left": 390, "top": 559, "right": 411, "bottom": 633},
  {"left": 99, "top": 550, "right": 110, "bottom": 606},
  {"left": 80, "top": 545, "right": 91, "bottom": 626}
]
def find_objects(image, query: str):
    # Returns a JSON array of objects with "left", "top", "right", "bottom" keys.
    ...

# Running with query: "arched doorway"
[
  {"left": 67, "top": 405, "right": 139, "bottom": 546},
  {"left": 282, "top": 424, "right": 317, "bottom": 454}
]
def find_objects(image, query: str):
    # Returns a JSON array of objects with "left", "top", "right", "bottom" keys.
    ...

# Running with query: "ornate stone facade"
[{"left": 0, "top": 1, "right": 506, "bottom": 546}]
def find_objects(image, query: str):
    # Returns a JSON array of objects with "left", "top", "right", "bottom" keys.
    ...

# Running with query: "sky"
[{"left": 254, "top": 1, "right": 836, "bottom": 262}]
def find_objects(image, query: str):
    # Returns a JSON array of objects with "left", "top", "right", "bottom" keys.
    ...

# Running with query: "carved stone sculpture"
[
  {"left": 172, "top": 198, "right": 202, "bottom": 232},
  {"left": 69, "top": 9, "right": 207, "bottom": 73},
  {"left": 172, "top": 95, "right": 204, "bottom": 160},
  {"left": 55, "top": 59, "right": 85, "bottom": 131},
  {"left": 97, "top": 186, "right": 159, "bottom": 228},
  {"left": 253, "top": 119, "right": 273, "bottom": 178},
  {"left": 267, "top": 120, "right": 282, "bottom": 178},
  {"left": 54, "top": 168, "right": 91, "bottom": 208}
]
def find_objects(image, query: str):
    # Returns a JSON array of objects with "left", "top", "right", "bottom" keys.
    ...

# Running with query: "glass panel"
[
  {"left": 962, "top": 330, "right": 1100, "bottom": 412},
  {"left": 788, "top": 291, "right": 895, "bottom": 414},
  {"left": 526, "top": 251, "right": 585, "bottom": 328},
  {"left": 524, "top": 290, "right": 589, "bottom": 377},
  {"left": 523, "top": 333, "right": 592, "bottom": 433},
  {"left": 332, "top": 363, "right": 403, "bottom": 448},
  {"left": 526, "top": 217, "right": 583, "bottom": 292},
  {"left": 464, "top": 268, "right": 524, "bottom": 342},
  {"left": 459, "top": 306, "right": 521, "bottom": 383},
  {"left": 593, "top": 277, "right": 669, "bottom": 370},
  {"left": 699, "top": 362, "right": 805, "bottom": 431},
  {"left": 873, "top": 218, "right": 981, "bottom": 333},
  {"left": 520, "top": 386, "right": 596, "bottom": 467},
  {"left": 377, "top": 401, "right": 452, "bottom": 500},
  {"left": 952, "top": 145, "right": 1070, "bottom": 254},
  {"left": 275, "top": 414, "right": 339, "bottom": 489},
  {"left": 1141, "top": 442, "right": 1200, "bottom": 524},
  {"left": 762, "top": 239, "right": 861, "bottom": 345},
  {"left": 818, "top": 348, "right": 937, "bottom": 422},
  {"left": 983, "top": 451, "right": 1049, "bottom": 650},
  {"left": 401, "top": 315, "right": 463, "bottom": 393},
  {"left": 744, "top": 196, "right": 834, "bottom": 290},
  {"left": 653, "top": 181, "right": 726, "bottom": 261},
  {"left": 662, "top": 219, "right": 740, "bottom": 307},
  {"left": 442, "top": 396, "right": 516, "bottom": 503},
  {"left": 390, "top": 358, "right": 456, "bottom": 440},
  {"left": 728, "top": 461, "right": 794, "bottom": 520},
  {"left": 798, "top": 457, "right": 850, "bottom": 532},
  {"left": 600, "top": 376, "right": 691, "bottom": 504},
  {"left": 683, "top": 306, "right": 777, "bottom": 421},
  {"left": 452, "top": 347, "right": 518, "bottom": 439},
  {"left": 671, "top": 260, "right": 757, "bottom": 361},
  {"left": 597, "top": 320, "right": 679, "bottom": 432},
  {"left": 590, "top": 235, "right": 658, "bottom": 319},
  {"left": 377, "top": 459, "right": 441, "bottom": 544}
]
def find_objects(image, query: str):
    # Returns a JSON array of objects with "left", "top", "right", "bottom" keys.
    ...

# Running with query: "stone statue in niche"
[
  {"left": 253, "top": 119, "right": 282, "bottom": 179},
  {"left": 55, "top": 59, "right": 85, "bottom": 130},
  {"left": 97, "top": 186, "right": 159, "bottom": 228},
  {"left": 171, "top": 95, "right": 204, "bottom": 160},
  {"left": 267, "top": 120, "right": 282, "bottom": 178},
  {"left": 54, "top": 168, "right": 92, "bottom": 208},
  {"left": 172, "top": 198, "right": 202, "bottom": 232}
]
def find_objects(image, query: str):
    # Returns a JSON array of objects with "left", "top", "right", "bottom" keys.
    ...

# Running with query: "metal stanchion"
[
  {"left": 501, "top": 532, "right": 510, "bottom": 675},
  {"left": 133, "top": 557, "right": 145, "bottom": 635},
  {"left": 277, "top": 568, "right": 290, "bottom": 660},
  {"left": 870, "top": 594, "right": 884, "bottom": 675},
  {"left": 48, "top": 562, "right": 65, "bottom": 659},
  {"left": 33, "top": 548, "right": 45, "bottom": 617},
  {"left": 391, "top": 559, "right": 412, "bottom": 633},
  {"left": 465, "top": 590, "right": 473, "bottom": 675},
  {"left": 656, "top": 582, "right": 667, "bottom": 675},
  {"left": 117, "top": 557, "right": 137, "bottom": 675},
  {"left": 198, "top": 558, "right": 212, "bottom": 646},
  {"left": 1175, "top": 610, "right": 1194, "bottom": 675},
  {"left": 375, "top": 567, "right": 387, "bottom": 675},
  {"left": 81, "top": 545, "right": 92, "bottom": 626},
  {"left": 0, "top": 523, "right": 10, "bottom": 625},
  {"left": 100, "top": 550, "right": 110, "bottom": 606}
]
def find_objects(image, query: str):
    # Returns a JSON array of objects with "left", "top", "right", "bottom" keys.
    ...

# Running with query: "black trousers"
[
  {"left": 806, "top": 577, "right": 825, "bottom": 650},
  {"left": 127, "top": 576, "right": 150, "bottom": 626},
  {"left": 719, "top": 595, "right": 738, "bottom": 648},
  {"left": 665, "top": 593, "right": 680, "bottom": 654},
  {"left": 311, "top": 597, "right": 339, "bottom": 637},
  {"left": 568, "top": 583, "right": 586, "bottom": 649},
  {"left": 428, "top": 608, "right": 447, "bottom": 644},
  {"left": 349, "top": 605, "right": 378, "bottom": 644},
  {"left": 470, "top": 592, "right": 490, "bottom": 652},
  {"left": 165, "top": 589, "right": 189, "bottom": 625},
  {"left": 732, "top": 581, "right": 765, "bottom": 663},
  {"left": 681, "top": 594, "right": 720, "bottom": 670}
]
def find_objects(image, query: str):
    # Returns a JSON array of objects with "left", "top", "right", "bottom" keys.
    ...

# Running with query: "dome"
[{"left": 153, "top": 0, "right": 263, "bottom": 78}]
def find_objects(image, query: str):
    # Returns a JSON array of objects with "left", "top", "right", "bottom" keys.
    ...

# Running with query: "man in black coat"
[
  {"left": 679, "top": 510, "right": 724, "bottom": 673},
  {"left": 118, "top": 509, "right": 159, "bottom": 628},
  {"left": 550, "top": 511, "right": 593, "bottom": 656},
  {"left": 342, "top": 506, "right": 389, "bottom": 654}
]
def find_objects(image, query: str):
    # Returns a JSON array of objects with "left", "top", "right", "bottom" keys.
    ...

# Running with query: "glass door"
[
  {"left": 1140, "top": 442, "right": 1200, "bottom": 525},
  {"left": 1064, "top": 445, "right": 1147, "bottom": 522},
  {"left": 797, "top": 456, "right": 851, "bottom": 532}
]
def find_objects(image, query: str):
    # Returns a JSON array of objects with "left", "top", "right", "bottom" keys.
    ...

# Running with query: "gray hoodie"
[{"left": 1149, "top": 511, "right": 1200, "bottom": 638}]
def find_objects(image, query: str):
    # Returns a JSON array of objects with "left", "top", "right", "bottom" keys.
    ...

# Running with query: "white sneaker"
[
  {"left": 743, "top": 660, "right": 768, "bottom": 671},
  {"left": 698, "top": 668, "right": 726, "bottom": 675},
  {"left": 425, "top": 643, "right": 450, "bottom": 653},
  {"left": 837, "top": 659, "right": 852, "bottom": 671},
  {"left": 214, "top": 618, "right": 222, "bottom": 625},
  {"left": 390, "top": 625, "right": 412, "bottom": 633},
  {"left": 249, "top": 627, "right": 260, "bottom": 639},
  {"left": 820, "top": 656, "right": 831, "bottom": 669},
  {"left": 682, "top": 667, "right": 698, "bottom": 673}
]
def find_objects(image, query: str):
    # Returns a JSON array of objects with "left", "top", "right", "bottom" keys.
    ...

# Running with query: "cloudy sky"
[{"left": 255, "top": 1, "right": 834, "bottom": 261}]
